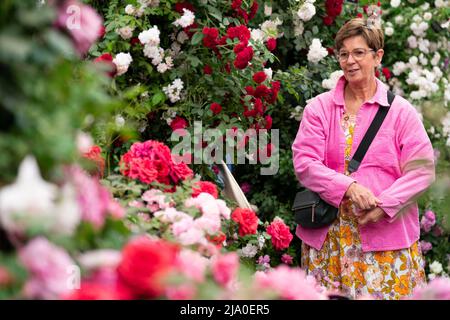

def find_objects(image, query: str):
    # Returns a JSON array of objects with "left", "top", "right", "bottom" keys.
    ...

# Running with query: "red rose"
[
  {"left": 170, "top": 162, "right": 194, "bottom": 184},
  {"left": 231, "top": 0, "right": 242, "bottom": 10},
  {"left": 266, "top": 38, "right": 277, "bottom": 51},
  {"left": 253, "top": 98, "right": 264, "bottom": 115},
  {"left": 269, "top": 81, "right": 281, "bottom": 104},
  {"left": 382, "top": 67, "right": 391, "bottom": 80},
  {"left": 323, "top": 16, "right": 334, "bottom": 26},
  {"left": 130, "top": 37, "right": 141, "bottom": 46},
  {"left": 63, "top": 282, "right": 133, "bottom": 300},
  {"left": 118, "top": 237, "right": 179, "bottom": 298},
  {"left": 245, "top": 86, "right": 255, "bottom": 96},
  {"left": 202, "top": 27, "right": 219, "bottom": 49},
  {"left": 170, "top": 116, "right": 188, "bottom": 131},
  {"left": 203, "top": 64, "right": 213, "bottom": 75},
  {"left": 231, "top": 208, "right": 259, "bottom": 236},
  {"left": 174, "top": 2, "right": 195, "bottom": 14},
  {"left": 226, "top": 25, "right": 251, "bottom": 42},
  {"left": 98, "top": 26, "right": 106, "bottom": 38},
  {"left": 325, "top": 0, "right": 343, "bottom": 18},
  {"left": 82, "top": 145, "right": 105, "bottom": 177},
  {"left": 127, "top": 158, "right": 158, "bottom": 184},
  {"left": 252, "top": 71, "right": 267, "bottom": 84},
  {"left": 356, "top": 13, "right": 363, "bottom": 18},
  {"left": 375, "top": 69, "right": 380, "bottom": 78},
  {"left": 210, "top": 102, "right": 222, "bottom": 115},
  {"left": 206, "top": 232, "right": 226, "bottom": 248},
  {"left": 192, "top": 181, "right": 219, "bottom": 198},
  {"left": 94, "top": 53, "right": 116, "bottom": 77},
  {"left": 266, "top": 219, "right": 293, "bottom": 250},
  {"left": 233, "top": 41, "right": 248, "bottom": 54},
  {"left": 264, "top": 115, "right": 273, "bottom": 130},
  {"left": 254, "top": 84, "right": 271, "bottom": 99},
  {"left": 249, "top": 1, "right": 259, "bottom": 20}
]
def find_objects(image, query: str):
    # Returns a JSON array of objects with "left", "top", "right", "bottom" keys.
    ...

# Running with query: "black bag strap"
[{"left": 347, "top": 90, "right": 395, "bottom": 173}]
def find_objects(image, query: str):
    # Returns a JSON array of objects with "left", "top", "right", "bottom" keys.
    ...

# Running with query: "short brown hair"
[{"left": 335, "top": 18, "right": 384, "bottom": 52}]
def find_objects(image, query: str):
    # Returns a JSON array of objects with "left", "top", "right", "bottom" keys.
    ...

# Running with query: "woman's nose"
[{"left": 347, "top": 53, "right": 357, "bottom": 64}]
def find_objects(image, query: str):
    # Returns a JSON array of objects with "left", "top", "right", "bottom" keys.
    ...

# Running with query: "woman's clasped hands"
[{"left": 344, "top": 182, "right": 387, "bottom": 225}]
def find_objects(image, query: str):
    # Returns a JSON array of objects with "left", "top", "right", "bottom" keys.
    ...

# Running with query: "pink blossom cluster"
[
  {"left": 420, "top": 210, "right": 436, "bottom": 233},
  {"left": 68, "top": 166, "right": 125, "bottom": 229}
]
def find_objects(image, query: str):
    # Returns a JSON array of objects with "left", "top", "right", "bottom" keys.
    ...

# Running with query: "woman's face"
[{"left": 338, "top": 35, "right": 384, "bottom": 85}]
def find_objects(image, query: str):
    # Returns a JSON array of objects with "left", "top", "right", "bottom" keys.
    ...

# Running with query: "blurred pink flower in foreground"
[
  {"left": 254, "top": 265, "right": 327, "bottom": 300},
  {"left": 19, "top": 237, "right": 75, "bottom": 299},
  {"left": 55, "top": 0, "right": 103, "bottom": 56}
]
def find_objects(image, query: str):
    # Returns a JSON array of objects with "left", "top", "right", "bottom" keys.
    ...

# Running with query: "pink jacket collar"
[{"left": 332, "top": 75, "right": 390, "bottom": 107}]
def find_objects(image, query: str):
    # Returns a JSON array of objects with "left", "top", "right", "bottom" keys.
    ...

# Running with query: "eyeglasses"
[{"left": 336, "top": 48, "right": 375, "bottom": 62}]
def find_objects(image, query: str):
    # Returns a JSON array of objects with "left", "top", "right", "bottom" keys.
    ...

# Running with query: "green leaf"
[
  {"left": 152, "top": 90, "right": 165, "bottom": 106},
  {"left": 191, "top": 32, "right": 203, "bottom": 45}
]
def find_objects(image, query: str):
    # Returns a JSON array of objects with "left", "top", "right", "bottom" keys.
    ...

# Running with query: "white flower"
[
  {"left": 112, "top": 52, "right": 132, "bottom": 76},
  {"left": 143, "top": 44, "right": 164, "bottom": 65},
  {"left": 394, "top": 15, "right": 404, "bottom": 25},
  {"left": 238, "top": 243, "right": 258, "bottom": 258},
  {"left": 423, "top": 12, "right": 432, "bottom": 21},
  {"left": 260, "top": 18, "right": 283, "bottom": 38},
  {"left": 173, "top": 9, "right": 195, "bottom": 28},
  {"left": 392, "top": 61, "right": 407, "bottom": 76},
  {"left": 409, "top": 56, "right": 418, "bottom": 65},
  {"left": 251, "top": 29, "right": 266, "bottom": 42},
  {"left": 430, "top": 261, "right": 444, "bottom": 274},
  {"left": 53, "top": 184, "right": 81, "bottom": 235},
  {"left": 157, "top": 63, "right": 169, "bottom": 73},
  {"left": 258, "top": 235, "right": 265, "bottom": 249},
  {"left": 421, "top": 2, "right": 430, "bottom": 10},
  {"left": 390, "top": 0, "right": 401, "bottom": 7},
  {"left": 307, "top": 38, "right": 328, "bottom": 64},
  {"left": 115, "top": 115, "right": 125, "bottom": 127},
  {"left": 435, "top": 0, "right": 448, "bottom": 8},
  {"left": 264, "top": 4, "right": 272, "bottom": 16},
  {"left": 125, "top": 4, "right": 135, "bottom": 15},
  {"left": 163, "top": 78, "right": 184, "bottom": 103},
  {"left": 385, "top": 26, "right": 394, "bottom": 36},
  {"left": 322, "top": 70, "right": 344, "bottom": 89},
  {"left": 419, "top": 53, "right": 428, "bottom": 66},
  {"left": 138, "top": 26, "right": 160, "bottom": 46},
  {"left": 407, "top": 35, "right": 418, "bottom": 49},
  {"left": 418, "top": 38, "right": 430, "bottom": 54},
  {"left": 264, "top": 68, "right": 273, "bottom": 81},
  {"left": 297, "top": 3, "right": 316, "bottom": 22},
  {"left": 76, "top": 131, "right": 93, "bottom": 154},
  {"left": 116, "top": 26, "right": 134, "bottom": 40},
  {"left": 0, "top": 156, "right": 58, "bottom": 232}
]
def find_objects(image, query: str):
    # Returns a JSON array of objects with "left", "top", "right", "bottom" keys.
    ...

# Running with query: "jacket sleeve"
[
  {"left": 378, "top": 105, "right": 435, "bottom": 221},
  {"left": 292, "top": 101, "right": 356, "bottom": 208}
]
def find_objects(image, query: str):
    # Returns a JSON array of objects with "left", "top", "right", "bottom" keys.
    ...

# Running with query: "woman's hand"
[
  {"left": 344, "top": 182, "right": 382, "bottom": 210},
  {"left": 358, "top": 207, "right": 387, "bottom": 225}
]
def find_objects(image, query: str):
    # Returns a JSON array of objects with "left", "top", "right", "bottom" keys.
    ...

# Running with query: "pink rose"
[
  {"left": 211, "top": 253, "right": 239, "bottom": 288},
  {"left": 19, "top": 237, "right": 75, "bottom": 299},
  {"left": 420, "top": 241, "right": 433, "bottom": 254},
  {"left": 55, "top": 0, "right": 103, "bottom": 56},
  {"left": 266, "top": 218, "right": 293, "bottom": 251}
]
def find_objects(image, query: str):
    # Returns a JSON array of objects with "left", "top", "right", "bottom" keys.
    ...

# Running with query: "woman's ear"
[{"left": 376, "top": 49, "right": 384, "bottom": 66}]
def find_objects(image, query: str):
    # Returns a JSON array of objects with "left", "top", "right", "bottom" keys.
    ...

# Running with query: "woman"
[{"left": 292, "top": 18, "right": 435, "bottom": 300}]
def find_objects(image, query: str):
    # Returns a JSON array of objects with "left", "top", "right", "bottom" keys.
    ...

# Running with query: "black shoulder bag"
[{"left": 292, "top": 90, "right": 395, "bottom": 229}]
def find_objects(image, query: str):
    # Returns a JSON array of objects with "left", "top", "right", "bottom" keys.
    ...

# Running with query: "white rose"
[
  {"left": 395, "top": 16, "right": 404, "bottom": 25},
  {"left": 307, "top": 38, "right": 328, "bottom": 64},
  {"left": 113, "top": 52, "right": 133, "bottom": 76},
  {"left": 125, "top": 4, "right": 135, "bottom": 15},
  {"left": 297, "top": 3, "right": 316, "bottom": 22},
  {"left": 390, "top": 0, "right": 401, "bottom": 7},
  {"left": 385, "top": 27, "right": 394, "bottom": 36},
  {"left": 423, "top": 12, "right": 432, "bottom": 21},
  {"left": 264, "top": 4, "right": 272, "bottom": 16},
  {"left": 429, "top": 261, "right": 443, "bottom": 274}
]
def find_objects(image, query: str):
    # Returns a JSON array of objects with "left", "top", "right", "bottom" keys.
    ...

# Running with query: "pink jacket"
[{"left": 292, "top": 76, "right": 435, "bottom": 252}]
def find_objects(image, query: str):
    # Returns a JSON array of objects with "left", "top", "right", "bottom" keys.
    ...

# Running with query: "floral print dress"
[{"left": 301, "top": 111, "right": 427, "bottom": 300}]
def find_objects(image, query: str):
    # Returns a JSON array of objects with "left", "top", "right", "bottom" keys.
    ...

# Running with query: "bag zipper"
[{"left": 312, "top": 204, "right": 315, "bottom": 222}]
